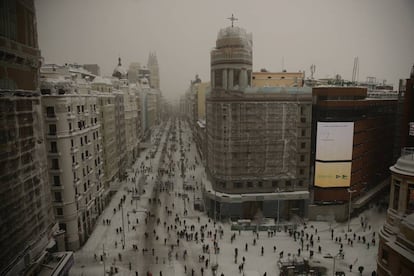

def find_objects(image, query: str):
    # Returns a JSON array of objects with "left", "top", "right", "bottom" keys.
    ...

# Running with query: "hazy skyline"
[{"left": 35, "top": 0, "right": 414, "bottom": 102}]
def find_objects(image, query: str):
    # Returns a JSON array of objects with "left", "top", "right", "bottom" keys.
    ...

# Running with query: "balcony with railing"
[
  {"left": 401, "top": 147, "right": 414, "bottom": 160},
  {"left": 51, "top": 184, "right": 64, "bottom": 191},
  {"left": 72, "top": 162, "right": 80, "bottom": 169},
  {"left": 45, "top": 116, "right": 58, "bottom": 122}
]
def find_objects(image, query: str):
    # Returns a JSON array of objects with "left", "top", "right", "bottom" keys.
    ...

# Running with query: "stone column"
[
  {"left": 223, "top": 69, "right": 228, "bottom": 90},
  {"left": 240, "top": 68, "right": 247, "bottom": 89},
  {"left": 228, "top": 69, "right": 234, "bottom": 90}
]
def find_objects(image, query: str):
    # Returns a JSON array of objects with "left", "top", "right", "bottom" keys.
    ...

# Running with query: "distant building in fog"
[
  {"left": 128, "top": 62, "right": 141, "bottom": 84},
  {"left": 83, "top": 64, "right": 101, "bottom": 76},
  {"left": 147, "top": 52, "right": 160, "bottom": 89}
]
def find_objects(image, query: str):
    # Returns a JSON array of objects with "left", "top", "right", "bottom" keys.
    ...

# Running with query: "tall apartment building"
[
  {"left": 196, "top": 82, "right": 209, "bottom": 122},
  {"left": 399, "top": 65, "right": 414, "bottom": 148},
  {"left": 140, "top": 78, "right": 159, "bottom": 140},
  {"left": 310, "top": 87, "right": 398, "bottom": 221},
  {"left": 135, "top": 88, "right": 142, "bottom": 140},
  {"left": 82, "top": 64, "right": 100, "bottom": 76},
  {"left": 377, "top": 147, "right": 414, "bottom": 275},
  {"left": 147, "top": 52, "right": 160, "bottom": 90},
  {"left": 180, "top": 78, "right": 210, "bottom": 160},
  {"left": 124, "top": 83, "right": 140, "bottom": 165},
  {"left": 0, "top": 1, "right": 73, "bottom": 274},
  {"left": 113, "top": 89, "right": 127, "bottom": 180},
  {"left": 195, "top": 81, "right": 209, "bottom": 159},
  {"left": 182, "top": 75, "right": 201, "bottom": 128},
  {"left": 205, "top": 24, "right": 311, "bottom": 219},
  {"left": 92, "top": 76, "right": 117, "bottom": 204},
  {"left": 112, "top": 58, "right": 140, "bottom": 167},
  {"left": 40, "top": 65, "right": 104, "bottom": 250},
  {"left": 128, "top": 62, "right": 141, "bottom": 84}
]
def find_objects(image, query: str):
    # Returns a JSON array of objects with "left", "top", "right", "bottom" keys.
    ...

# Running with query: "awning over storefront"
[{"left": 204, "top": 188, "right": 309, "bottom": 203}]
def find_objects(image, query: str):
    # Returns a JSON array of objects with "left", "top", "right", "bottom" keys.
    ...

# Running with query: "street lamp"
[
  {"left": 276, "top": 188, "right": 280, "bottom": 229},
  {"left": 121, "top": 204, "right": 125, "bottom": 248},
  {"left": 347, "top": 188, "right": 356, "bottom": 232},
  {"left": 101, "top": 244, "right": 106, "bottom": 276},
  {"left": 332, "top": 252, "right": 342, "bottom": 276}
]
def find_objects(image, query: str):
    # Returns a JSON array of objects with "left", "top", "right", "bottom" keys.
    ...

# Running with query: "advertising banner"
[
  {"left": 314, "top": 161, "right": 351, "bottom": 187},
  {"left": 316, "top": 122, "right": 354, "bottom": 161}
]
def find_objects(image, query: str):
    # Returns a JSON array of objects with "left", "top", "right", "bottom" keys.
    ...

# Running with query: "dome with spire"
[
  {"left": 216, "top": 26, "right": 252, "bottom": 50},
  {"left": 112, "top": 57, "right": 127, "bottom": 79}
]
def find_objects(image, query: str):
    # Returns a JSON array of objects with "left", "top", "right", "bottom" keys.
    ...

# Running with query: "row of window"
[
  {"left": 218, "top": 179, "right": 305, "bottom": 189},
  {"left": 392, "top": 179, "right": 414, "bottom": 213},
  {"left": 47, "top": 121, "right": 98, "bottom": 137},
  {"left": 219, "top": 104, "right": 309, "bottom": 113},
  {"left": 50, "top": 132, "right": 100, "bottom": 154},
  {"left": 221, "top": 114, "right": 308, "bottom": 123},
  {"left": 47, "top": 104, "right": 98, "bottom": 118},
  {"left": 213, "top": 69, "right": 252, "bottom": 88},
  {"left": 69, "top": 117, "right": 98, "bottom": 131},
  {"left": 55, "top": 185, "right": 99, "bottom": 207},
  {"left": 69, "top": 104, "right": 97, "bottom": 114}
]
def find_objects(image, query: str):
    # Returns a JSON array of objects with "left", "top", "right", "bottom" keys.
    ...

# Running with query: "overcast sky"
[{"left": 35, "top": 0, "right": 414, "bottom": 102}]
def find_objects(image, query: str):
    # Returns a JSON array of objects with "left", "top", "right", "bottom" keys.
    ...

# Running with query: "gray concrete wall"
[
  {"left": 220, "top": 202, "right": 243, "bottom": 219},
  {"left": 308, "top": 204, "right": 348, "bottom": 222}
]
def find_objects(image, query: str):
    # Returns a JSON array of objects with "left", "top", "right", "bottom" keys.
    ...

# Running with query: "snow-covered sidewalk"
[{"left": 69, "top": 119, "right": 384, "bottom": 276}]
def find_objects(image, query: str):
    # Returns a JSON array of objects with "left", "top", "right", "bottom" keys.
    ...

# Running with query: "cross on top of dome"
[{"left": 227, "top": 14, "right": 238, "bottom": 27}]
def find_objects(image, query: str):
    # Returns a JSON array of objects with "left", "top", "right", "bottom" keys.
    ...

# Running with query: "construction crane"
[{"left": 352, "top": 57, "right": 359, "bottom": 84}]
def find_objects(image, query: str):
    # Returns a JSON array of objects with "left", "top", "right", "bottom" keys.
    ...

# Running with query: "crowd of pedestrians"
[{"left": 82, "top": 118, "right": 379, "bottom": 276}]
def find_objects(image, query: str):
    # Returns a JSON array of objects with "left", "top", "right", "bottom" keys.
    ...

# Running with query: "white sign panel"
[
  {"left": 316, "top": 122, "right": 354, "bottom": 161},
  {"left": 410, "top": 122, "right": 414, "bottom": 136}
]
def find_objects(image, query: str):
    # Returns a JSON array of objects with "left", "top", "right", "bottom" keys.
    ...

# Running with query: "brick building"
[{"left": 310, "top": 87, "right": 398, "bottom": 221}]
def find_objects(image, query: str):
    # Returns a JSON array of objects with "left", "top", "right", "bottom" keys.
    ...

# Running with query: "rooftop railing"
[{"left": 401, "top": 147, "right": 414, "bottom": 160}]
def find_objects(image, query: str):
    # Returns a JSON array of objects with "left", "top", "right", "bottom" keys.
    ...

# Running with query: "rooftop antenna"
[
  {"left": 310, "top": 64, "right": 316, "bottom": 79},
  {"left": 227, "top": 14, "right": 238, "bottom": 27}
]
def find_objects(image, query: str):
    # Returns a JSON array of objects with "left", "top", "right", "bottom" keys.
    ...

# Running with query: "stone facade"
[
  {"left": 0, "top": 1, "right": 56, "bottom": 274},
  {"left": 40, "top": 67, "right": 104, "bottom": 250},
  {"left": 377, "top": 148, "right": 414, "bottom": 276},
  {"left": 205, "top": 25, "right": 311, "bottom": 219}
]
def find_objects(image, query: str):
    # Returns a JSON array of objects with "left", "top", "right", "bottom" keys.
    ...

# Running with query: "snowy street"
[{"left": 69, "top": 119, "right": 385, "bottom": 276}]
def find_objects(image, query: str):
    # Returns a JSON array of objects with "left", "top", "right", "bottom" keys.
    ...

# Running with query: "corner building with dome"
[{"left": 204, "top": 23, "right": 312, "bottom": 220}]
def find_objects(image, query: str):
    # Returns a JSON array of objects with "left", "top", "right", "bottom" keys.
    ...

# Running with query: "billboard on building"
[
  {"left": 314, "top": 161, "right": 351, "bottom": 187},
  {"left": 316, "top": 122, "right": 354, "bottom": 161},
  {"left": 315, "top": 122, "right": 354, "bottom": 187}
]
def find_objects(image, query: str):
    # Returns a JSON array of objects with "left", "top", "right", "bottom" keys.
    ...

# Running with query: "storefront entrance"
[{"left": 243, "top": 201, "right": 263, "bottom": 219}]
